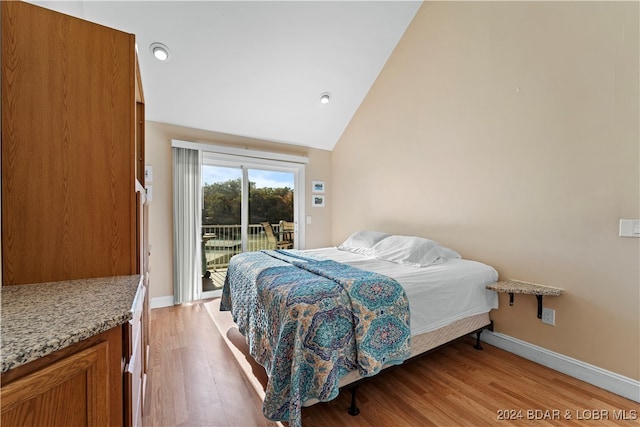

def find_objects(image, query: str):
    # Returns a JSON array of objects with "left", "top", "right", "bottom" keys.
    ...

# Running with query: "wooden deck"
[{"left": 202, "top": 268, "right": 227, "bottom": 291}]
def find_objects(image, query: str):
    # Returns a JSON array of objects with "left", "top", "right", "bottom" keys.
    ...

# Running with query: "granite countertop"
[
  {"left": 1, "top": 275, "right": 141, "bottom": 373},
  {"left": 486, "top": 280, "right": 563, "bottom": 296}
]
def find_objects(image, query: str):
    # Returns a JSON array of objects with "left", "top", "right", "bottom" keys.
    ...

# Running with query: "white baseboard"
[
  {"left": 481, "top": 330, "right": 640, "bottom": 403},
  {"left": 150, "top": 295, "right": 174, "bottom": 309}
]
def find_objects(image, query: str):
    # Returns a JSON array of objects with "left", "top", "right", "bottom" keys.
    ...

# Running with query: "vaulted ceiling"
[{"left": 29, "top": 1, "right": 421, "bottom": 151}]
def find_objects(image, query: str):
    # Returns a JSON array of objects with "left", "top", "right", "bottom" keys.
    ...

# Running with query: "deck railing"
[{"left": 201, "top": 223, "right": 289, "bottom": 272}]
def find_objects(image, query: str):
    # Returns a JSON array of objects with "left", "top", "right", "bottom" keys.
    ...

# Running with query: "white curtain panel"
[{"left": 172, "top": 147, "right": 201, "bottom": 304}]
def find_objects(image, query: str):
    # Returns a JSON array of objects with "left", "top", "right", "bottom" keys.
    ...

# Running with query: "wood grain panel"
[
  {"left": 1, "top": 326, "right": 123, "bottom": 427},
  {"left": 135, "top": 101, "right": 146, "bottom": 186},
  {"left": 143, "top": 301, "right": 640, "bottom": 427},
  {"left": 143, "top": 303, "right": 276, "bottom": 427},
  {"left": 2, "top": 372, "right": 88, "bottom": 427},
  {"left": 1, "top": 1, "right": 136, "bottom": 285},
  {"left": 1, "top": 341, "right": 109, "bottom": 427}
]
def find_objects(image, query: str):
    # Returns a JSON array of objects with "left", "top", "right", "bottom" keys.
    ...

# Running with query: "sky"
[{"left": 202, "top": 165, "right": 294, "bottom": 189}]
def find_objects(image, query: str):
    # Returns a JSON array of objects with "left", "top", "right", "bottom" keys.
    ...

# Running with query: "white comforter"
[{"left": 302, "top": 247, "right": 499, "bottom": 336}]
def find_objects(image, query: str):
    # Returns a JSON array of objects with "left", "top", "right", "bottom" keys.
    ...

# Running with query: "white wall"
[
  {"left": 144, "top": 121, "right": 333, "bottom": 302},
  {"left": 332, "top": 1, "right": 639, "bottom": 380}
]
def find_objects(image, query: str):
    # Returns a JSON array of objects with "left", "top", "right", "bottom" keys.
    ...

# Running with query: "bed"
[{"left": 220, "top": 231, "right": 499, "bottom": 427}]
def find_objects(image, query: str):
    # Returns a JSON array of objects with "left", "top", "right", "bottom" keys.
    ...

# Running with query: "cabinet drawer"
[
  {"left": 129, "top": 283, "right": 144, "bottom": 365},
  {"left": 125, "top": 283, "right": 145, "bottom": 360},
  {"left": 124, "top": 282, "right": 145, "bottom": 427},
  {"left": 125, "top": 340, "right": 143, "bottom": 427}
]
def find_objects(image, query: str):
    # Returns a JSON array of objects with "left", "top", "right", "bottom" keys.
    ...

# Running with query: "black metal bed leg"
[
  {"left": 347, "top": 386, "right": 360, "bottom": 416},
  {"left": 474, "top": 328, "right": 484, "bottom": 350}
]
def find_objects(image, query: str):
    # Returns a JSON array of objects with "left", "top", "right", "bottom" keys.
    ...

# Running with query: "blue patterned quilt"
[{"left": 220, "top": 250, "right": 411, "bottom": 427}]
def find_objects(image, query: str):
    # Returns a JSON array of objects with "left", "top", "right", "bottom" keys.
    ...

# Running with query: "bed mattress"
[{"left": 302, "top": 247, "right": 499, "bottom": 336}]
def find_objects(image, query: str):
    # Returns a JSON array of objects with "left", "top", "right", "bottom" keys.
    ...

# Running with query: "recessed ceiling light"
[
  {"left": 320, "top": 92, "right": 331, "bottom": 104},
  {"left": 150, "top": 42, "right": 171, "bottom": 62}
]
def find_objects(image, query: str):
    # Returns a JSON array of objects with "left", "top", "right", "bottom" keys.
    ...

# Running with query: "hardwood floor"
[
  {"left": 143, "top": 301, "right": 639, "bottom": 426},
  {"left": 142, "top": 302, "right": 276, "bottom": 427}
]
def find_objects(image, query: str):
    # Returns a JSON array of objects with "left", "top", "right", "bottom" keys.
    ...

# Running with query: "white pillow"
[
  {"left": 372, "top": 235, "right": 447, "bottom": 267},
  {"left": 441, "top": 246, "right": 462, "bottom": 259},
  {"left": 337, "top": 230, "right": 391, "bottom": 255}
]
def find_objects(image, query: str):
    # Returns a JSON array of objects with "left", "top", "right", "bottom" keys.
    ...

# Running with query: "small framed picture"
[
  {"left": 312, "top": 195, "right": 325, "bottom": 207},
  {"left": 312, "top": 180, "right": 325, "bottom": 193}
]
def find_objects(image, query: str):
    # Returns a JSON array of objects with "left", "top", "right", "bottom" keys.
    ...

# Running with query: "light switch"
[
  {"left": 306, "top": 215, "right": 312, "bottom": 224},
  {"left": 619, "top": 219, "right": 640, "bottom": 237},
  {"left": 145, "top": 165, "right": 153, "bottom": 183}
]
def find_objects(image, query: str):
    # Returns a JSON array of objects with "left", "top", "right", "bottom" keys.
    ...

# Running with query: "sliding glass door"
[
  {"left": 247, "top": 169, "right": 295, "bottom": 251},
  {"left": 200, "top": 154, "right": 303, "bottom": 297},
  {"left": 201, "top": 164, "right": 242, "bottom": 294}
]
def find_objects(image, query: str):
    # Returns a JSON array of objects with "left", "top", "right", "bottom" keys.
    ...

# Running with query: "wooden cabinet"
[
  {"left": 1, "top": 327, "right": 123, "bottom": 427},
  {"left": 1, "top": 1, "right": 149, "bottom": 425},
  {"left": 2, "top": 344, "right": 109, "bottom": 426},
  {"left": 1, "top": 0, "right": 143, "bottom": 285}
]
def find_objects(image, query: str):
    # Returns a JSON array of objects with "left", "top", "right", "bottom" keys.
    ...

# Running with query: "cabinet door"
[
  {"left": 1, "top": 341, "right": 110, "bottom": 427},
  {"left": 1, "top": 1, "right": 137, "bottom": 285}
]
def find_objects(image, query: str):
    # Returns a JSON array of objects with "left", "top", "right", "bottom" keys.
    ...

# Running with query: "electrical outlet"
[{"left": 541, "top": 308, "right": 555, "bottom": 326}]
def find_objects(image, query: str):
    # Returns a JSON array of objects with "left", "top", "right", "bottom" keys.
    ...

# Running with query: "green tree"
[
  {"left": 202, "top": 179, "right": 242, "bottom": 225},
  {"left": 249, "top": 186, "right": 293, "bottom": 225},
  {"left": 202, "top": 179, "right": 293, "bottom": 227}
]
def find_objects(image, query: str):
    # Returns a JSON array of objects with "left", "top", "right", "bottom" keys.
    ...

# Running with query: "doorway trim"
[
  {"left": 201, "top": 153, "right": 306, "bottom": 250},
  {"left": 171, "top": 139, "right": 309, "bottom": 165},
  {"left": 171, "top": 139, "right": 307, "bottom": 301}
]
